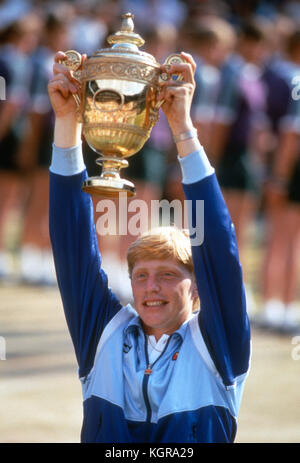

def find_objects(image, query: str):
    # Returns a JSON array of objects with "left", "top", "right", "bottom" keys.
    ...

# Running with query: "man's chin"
[{"left": 139, "top": 316, "right": 167, "bottom": 335}]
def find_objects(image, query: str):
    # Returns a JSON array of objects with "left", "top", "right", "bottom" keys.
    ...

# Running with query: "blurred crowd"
[{"left": 0, "top": 0, "right": 300, "bottom": 334}]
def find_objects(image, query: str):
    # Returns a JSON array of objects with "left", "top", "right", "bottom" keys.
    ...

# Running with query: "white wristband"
[{"left": 173, "top": 127, "right": 198, "bottom": 144}]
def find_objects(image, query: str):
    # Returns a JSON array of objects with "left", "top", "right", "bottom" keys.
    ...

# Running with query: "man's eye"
[{"left": 162, "top": 272, "right": 174, "bottom": 278}]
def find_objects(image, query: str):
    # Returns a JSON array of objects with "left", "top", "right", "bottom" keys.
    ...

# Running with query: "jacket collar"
[{"left": 123, "top": 304, "right": 196, "bottom": 342}]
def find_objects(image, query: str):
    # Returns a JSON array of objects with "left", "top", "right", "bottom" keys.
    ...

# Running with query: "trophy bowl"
[{"left": 62, "top": 13, "right": 184, "bottom": 197}]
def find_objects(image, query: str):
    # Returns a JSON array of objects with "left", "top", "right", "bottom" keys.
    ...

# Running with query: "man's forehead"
[{"left": 132, "top": 258, "right": 187, "bottom": 272}]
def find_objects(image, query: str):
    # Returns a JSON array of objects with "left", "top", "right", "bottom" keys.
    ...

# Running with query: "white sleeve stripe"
[
  {"left": 50, "top": 143, "right": 86, "bottom": 176},
  {"left": 80, "top": 304, "right": 135, "bottom": 381},
  {"left": 189, "top": 315, "right": 222, "bottom": 382},
  {"left": 189, "top": 315, "right": 251, "bottom": 389},
  {"left": 178, "top": 148, "right": 215, "bottom": 184}
]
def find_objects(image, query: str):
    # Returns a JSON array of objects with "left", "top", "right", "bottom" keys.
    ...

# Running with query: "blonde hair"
[
  {"left": 127, "top": 226, "right": 200, "bottom": 310},
  {"left": 127, "top": 226, "right": 192, "bottom": 275}
]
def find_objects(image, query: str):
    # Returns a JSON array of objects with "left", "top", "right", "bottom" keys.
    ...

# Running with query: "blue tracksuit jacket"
[{"left": 49, "top": 144, "right": 251, "bottom": 443}]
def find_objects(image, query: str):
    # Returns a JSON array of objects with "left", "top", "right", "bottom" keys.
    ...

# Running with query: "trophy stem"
[
  {"left": 82, "top": 156, "right": 136, "bottom": 197},
  {"left": 96, "top": 156, "right": 128, "bottom": 180}
]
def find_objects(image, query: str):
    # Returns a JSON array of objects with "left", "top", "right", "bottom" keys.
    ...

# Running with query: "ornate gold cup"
[{"left": 62, "top": 13, "right": 184, "bottom": 197}]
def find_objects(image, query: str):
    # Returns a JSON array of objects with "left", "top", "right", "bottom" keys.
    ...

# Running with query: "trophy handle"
[
  {"left": 60, "top": 50, "right": 83, "bottom": 117},
  {"left": 155, "top": 54, "right": 186, "bottom": 109}
]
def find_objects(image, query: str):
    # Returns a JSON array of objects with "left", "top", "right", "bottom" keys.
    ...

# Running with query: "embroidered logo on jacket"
[{"left": 123, "top": 343, "right": 132, "bottom": 354}]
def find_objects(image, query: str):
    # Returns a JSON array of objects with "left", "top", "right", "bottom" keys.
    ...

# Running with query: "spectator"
[
  {"left": 0, "top": 12, "right": 41, "bottom": 280},
  {"left": 69, "top": 0, "right": 108, "bottom": 55},
  {"left": 257, "top": 29, "right": 300, "bottom": 332},
  {"left": 121, "top": 0, "right": 187, "bottom": 30},
  {"left": 17, "top": 12, "right": 72, "bottom": 285},
  {"left": 183, "top": 16, "right": 236, "bottom": 153},
  {"left": 164, "top": 16, "right": 236, "bottom": 207},
  {"left": 208, "top": 19, "right": 271, "bottom": 314}
]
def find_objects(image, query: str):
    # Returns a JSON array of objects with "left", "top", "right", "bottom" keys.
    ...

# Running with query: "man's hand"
[
  {"left": 48, "top": 51, "right": 84, "bottom": 119},
  {"left": 48, "top": 51, "right": 85, "bottom": 148},
  {"left": 158, "top": 52, "right": 196, "bottom": 136}
]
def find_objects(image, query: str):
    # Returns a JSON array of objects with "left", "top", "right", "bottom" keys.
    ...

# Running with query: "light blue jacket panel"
[{"left": 81, "top": 305, "right": 247, "bottom": 425}]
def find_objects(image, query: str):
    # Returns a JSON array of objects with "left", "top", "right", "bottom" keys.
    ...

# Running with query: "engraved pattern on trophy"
[
  {"left": 61, "top": 13, "right": 185, "bottom": 197},
  {"left": 82, "top": 61, "right": 159, "bottom": 86}
]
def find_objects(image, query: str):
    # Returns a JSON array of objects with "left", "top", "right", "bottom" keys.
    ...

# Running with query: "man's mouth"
[{"left": 143, "top": 300, "right": 168, "bottom": 307}]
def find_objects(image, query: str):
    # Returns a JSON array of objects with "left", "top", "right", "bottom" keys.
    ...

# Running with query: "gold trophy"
[{"left": 62, "top": 13, "right": 185, "bottom": 197}]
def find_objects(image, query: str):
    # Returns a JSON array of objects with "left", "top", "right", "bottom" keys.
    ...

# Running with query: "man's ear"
[
  {"left": 191, "top": 281, "right": 199, "bottom": 301},
  {"left": 191, "top": 281, "right": 200, "bottom": 311}
]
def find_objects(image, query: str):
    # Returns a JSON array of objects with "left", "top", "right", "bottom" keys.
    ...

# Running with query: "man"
[
  {"left": 48, "top": 50, "right": 250, "bottom": 443},
  {"left": 259, "top": 29, "right": 300, "bottom": 332}
]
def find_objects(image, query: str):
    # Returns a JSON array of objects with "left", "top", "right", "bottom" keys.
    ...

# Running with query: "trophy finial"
[
  {"left": 107, "top": 12, "right": 144, "bottom": 48},
  {"left": 121, "top": 13, "right": 134, "bottom": 33}
]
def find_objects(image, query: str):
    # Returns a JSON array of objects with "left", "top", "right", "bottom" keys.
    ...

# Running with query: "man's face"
[{"left": 131, "top": 258, "right": 197, "bottom": 340}]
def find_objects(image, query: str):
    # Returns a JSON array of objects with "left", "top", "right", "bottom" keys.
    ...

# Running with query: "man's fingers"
[
  {"left": 53, "top": 51, "right": 85, "bottom": 88},
  {"left": 48, "top": 80, "right": 68, "bottom": 99},
  {"left": 161, "top": 55, "right": 195, "bottom": 86},
  {"left": 52, "top": 62, "right": 80, "bottom": 84},
  {"left": 48, "top": 75, "right": 78, "bottom": 98},
  {"left": 180, "top": 52, "right": 197, "bottom": 73},
  {"left": 51, "top": 72, "right": 79, "bottom": 89},
  {"left": 52, "top": 69, "right": 80, "bottom": 90},
  {"left": 159, "top": 81, "right": 194, "bottom": 89},
  {"left": 159, "top": 84, "right": 193, "bottom": 104},
  {"left": 54, "top": 50, "right": 86, "bottom": 68},
  {"left": 54, "top": 51, "right": 67, "bottom": 64},
  {"left": 159, "top": 82, "right": 194, "bottom": 102}
]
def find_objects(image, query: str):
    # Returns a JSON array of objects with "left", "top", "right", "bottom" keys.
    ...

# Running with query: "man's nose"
[{"left": 146, "top": 274, "right": 161, "bottom": 292}]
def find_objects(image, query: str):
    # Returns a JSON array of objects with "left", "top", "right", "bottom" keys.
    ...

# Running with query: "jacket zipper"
[{"left": 142, "top": 334, "right": 172, "bottom": 423}]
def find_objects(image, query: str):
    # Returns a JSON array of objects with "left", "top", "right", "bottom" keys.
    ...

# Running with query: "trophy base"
[{"left": 82, "top": 177, "right": 136, "bottom": 197}]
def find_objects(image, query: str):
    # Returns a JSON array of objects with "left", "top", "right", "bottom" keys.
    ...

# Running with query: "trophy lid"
[
  {"left": 107, "top": 13, "right": 145, "bottom": 48},
  {"left": 91, "top": 13, "right": 159, "bottom": 67}
]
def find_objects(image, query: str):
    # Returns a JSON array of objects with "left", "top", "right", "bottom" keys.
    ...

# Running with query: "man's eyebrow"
[
  {"left": 133, "top": 264, "right": 179, "bottom": 272},
  {"left": 132, "top": 267, "right": 147, "bottom": 273}
]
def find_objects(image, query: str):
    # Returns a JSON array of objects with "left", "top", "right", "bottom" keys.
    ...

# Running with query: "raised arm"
[
  {"left": 48, "top": 52, "right": 122, "bottom": 378},
  {"left": 160, "top": 53, "right": 250, "bottom": 387}
]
